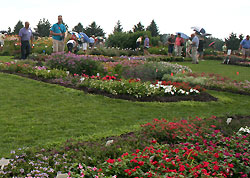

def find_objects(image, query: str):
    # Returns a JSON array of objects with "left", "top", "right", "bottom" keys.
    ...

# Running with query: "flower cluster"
[{"left": 68, "top": 117, "right": 250, "bottom": 177}]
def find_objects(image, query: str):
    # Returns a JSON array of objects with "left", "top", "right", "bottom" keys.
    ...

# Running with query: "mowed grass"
[
  {"left": 1, "top": 72, "right": 250, "bottom": 157},
  {"left": 0, "top": 56, "right": 14, "bottom": 62},
  {"left": 177, "top": 60, "right": 250, "bottom": 81}
]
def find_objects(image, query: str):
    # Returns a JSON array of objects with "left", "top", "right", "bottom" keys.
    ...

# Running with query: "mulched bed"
[{"left": 1, "top": 70, "right": 218, "bottom": 102}]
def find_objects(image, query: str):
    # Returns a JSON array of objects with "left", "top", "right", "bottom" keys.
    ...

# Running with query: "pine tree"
[
  {"left": 8, "top": 27, "right": 11, "bottom": 34},
  {"left": 13, "top": 20, "right": 24, "bottom": 35},
  {"left": 133, "top": 22, "right": 145, "bottom": 32},
  {"left": 36, "top": 18, "right": 51, "bottom": 37},
  {"left": 113, "top": 20, "right": 123, "bottom": 33},
  {"left": 72, "top": 23, "right": 84, "bottom": 33},
  {"left": 84, "top": 21, "right": 105, "bottom": 37},
  {"left": 146, "top": 20, "right": 159, "bottom": 37},
  {"left": 225, "top": 33, "right": 243, "bottom": 51}
]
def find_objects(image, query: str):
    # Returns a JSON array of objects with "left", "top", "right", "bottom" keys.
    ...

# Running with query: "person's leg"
[
  {"left": 21, "top": 42, "right": 26, "bottom": 59},
  {"left": 67, "top": 43, "right": 73, "bottom": 53},
  {"left": 25, "top": 42, "right": 31, "bottom": 59},
  {"left": 53, "top": 39, "right": 59, "bottom": 53},
  {"left": 58, "top": 41, "right": 65, "bottom": 52}
]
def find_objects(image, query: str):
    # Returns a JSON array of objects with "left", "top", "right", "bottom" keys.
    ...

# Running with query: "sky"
[{"left": 1, "top": 0, "right": 250, "bottom": 40}]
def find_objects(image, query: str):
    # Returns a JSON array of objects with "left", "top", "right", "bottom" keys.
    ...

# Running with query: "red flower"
[
  {"left": 179, "top": 164, "right": 185, "bottom": 171},
  {"left": 213, "top": 165, "right": 220, "bottom": 171},
  {"left": 106, "top": 158, "right": 115, "bottom": 164},
  {"left": 151, "top": 140, "right": 157, "bottom": 144},
  {"left": 214, "top": 153, "right": 219, "bottom": 158},
  {"left": 211, "top": 125, "right": 216, "bottom": 128}
]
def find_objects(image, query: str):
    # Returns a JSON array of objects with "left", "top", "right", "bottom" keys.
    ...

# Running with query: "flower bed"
[
  {"left": 2, "top": 116, "right": 249, "bottom": 177},
  {"left": 163, "top": 72, "right": 250, "bottom": 95}
]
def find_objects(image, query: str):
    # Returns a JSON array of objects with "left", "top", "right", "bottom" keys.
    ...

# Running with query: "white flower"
[
  {"left": 226, "top": 118, "right": 232, "bottom": 125},
  {"left": 105, "top": 140, "right": 114, "bottom": 146},
  {"left": 47, "top": 70, "right": 50, "bottom": 73},
  {"left": 80, "top": 77, "right": 85, "bottom": 83},
  {"left": 66, "top": 71, "right": 70, "bottom": 75}
]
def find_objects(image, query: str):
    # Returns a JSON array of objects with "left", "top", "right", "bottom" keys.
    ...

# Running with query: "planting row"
[{"left": 1, "top": 116, "right": 249, "bottom": 177}]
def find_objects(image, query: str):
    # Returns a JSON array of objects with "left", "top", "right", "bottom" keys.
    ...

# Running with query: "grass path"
[
  {"left": 177, "top": 60, "right": 250, "bottom": 81},
  {"left": 1, "top": 72, "right": 250, "bottom": 156}
]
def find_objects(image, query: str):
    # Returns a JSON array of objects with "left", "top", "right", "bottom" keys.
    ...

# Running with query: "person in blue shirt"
[
  {"left": 19, "top": 22, "right": 33, "bottom": 59},
  {"left": 239, "top": 35, "right": 250, "bottom": 59},
  {"left": 50, "top": 15, "right": 66, "bottom": 53}
]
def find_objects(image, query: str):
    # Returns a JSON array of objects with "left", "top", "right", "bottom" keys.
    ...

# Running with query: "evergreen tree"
[
  {"left": 72, "top": 23, "right": 84, "bottom": 33},
  {"left": 8, "top": 27, "right": 11, "bottom": 34},
  {"left": 113, "top": 20, "right": 123, "bottom": 33},
  {"left": 36, "top": 18, "right": 51, "bottom": 37},
  {"left": 84, "top": 21, "right": 105, "bottom": 37},
  {"left": 133, "top": 22, "right": 145, "bottom": 32},
  {"left": 225, "top": 33, "right": 243, "bottom": 51},
  {"left": 146, "top": 20, "right": 159, "bottom": 37},
  {"left": 13, "top": 20, "right": 24, "bottom": 35}
]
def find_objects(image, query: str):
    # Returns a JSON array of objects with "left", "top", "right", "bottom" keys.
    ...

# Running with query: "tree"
[
  {"left": 8, "top": 27, "right": 11, "bottom": 34},
  {"left": 146, "top": 20, "right": 159, "bottom": 37},
  {"left": 13, "top": 20, "right": 24, "bottom": 35},
  {"left": 133, "top": 22, "right": 145, "bottom": 32},
  {"left": 84, "top": 21, "right": 105, "bottom": 37},
  {"left": 36, "top": 18, "right": 51, "bottom": 37},
  {"left": 72, "top": 23, "right": 84, "bottom": 33},
  {"left": 113, "top": 20, "right": 123, "bottom": 33},
  {"left": 225, "top": 33, "right": 243, "bottom": 51}
]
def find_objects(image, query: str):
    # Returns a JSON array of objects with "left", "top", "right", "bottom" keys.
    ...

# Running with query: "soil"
[{"left": 1, "top": 70, "right": 218, "bottom": 103}]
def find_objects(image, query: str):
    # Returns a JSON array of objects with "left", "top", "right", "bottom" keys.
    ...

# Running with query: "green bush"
[{"left": 106, "top": 31, "right": 153, "bottom": 49}]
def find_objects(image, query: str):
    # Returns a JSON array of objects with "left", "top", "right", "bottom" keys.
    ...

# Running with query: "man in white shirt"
[
  {"left": 0, "top": 33, "right": 5, "bottom": 48},
  {"left": 191, "top": 32, "right": 199, "bottom": 64}
]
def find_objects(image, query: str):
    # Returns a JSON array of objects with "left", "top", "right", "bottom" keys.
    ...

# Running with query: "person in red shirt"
[{"left": 175, "top": 33, "right": 184, "bottom": 57}]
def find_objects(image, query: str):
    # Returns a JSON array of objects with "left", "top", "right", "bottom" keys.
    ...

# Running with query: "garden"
[{"left": 0, "top": 36, "right": 250, "bottom": 177}]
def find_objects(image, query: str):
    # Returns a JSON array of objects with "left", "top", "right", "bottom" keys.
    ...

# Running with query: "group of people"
[
  {"left": 18, "top": 15, "right": 98, "bottom": 59},
  {"left": 167, "top": 32, "right": 201, "bottom": 64},
  {"left": 16, "top": 15, "right": 250, "bottom": 61}
]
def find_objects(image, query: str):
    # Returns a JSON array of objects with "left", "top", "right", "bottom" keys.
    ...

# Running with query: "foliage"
[
  {"left": 146, "top": 19, "right": 159, "bottom": 37},
  {"left": 106, "top": 31, "right": 152, "bottom": 49},
  {"left": 133, "top": 22, "right": 145, "bottom": 32},
  {"left": 123, "top": 62, "right": 192, "bottom": 81},
  {"left": 84, "top": 21, "right": 105, "bottom": 37},
  {"left": 13, "top": 20, "right": 24, "bottom": 35},
  {"left": 45, "top": 52, "right": 105, "bottom": 76},
  {"left": 225, "top": 33, "right": 244, "bottom": 51},
  {"left": 0, "top": 35, "right": 20, "bottom": 56},
  {"left": 113, "top": 20, "right": 123, "bottom": 33},
  {"left": 36, "top": 18, "right": 51, "bottom": 37},
  {"left": 204, "top": 37, "right": 224, "bottom": 51},
  {"left": 32, "top": 37, "right": 53, "bottom": 54},
  {"left": 72, "top": 22, "right": 84, "bottom": 33},
  {"left": 87, "top": 47, "right": 142, "bottom": 57}
]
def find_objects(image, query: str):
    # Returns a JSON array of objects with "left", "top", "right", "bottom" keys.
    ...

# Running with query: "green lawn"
[
  {"left": 0, "top": 56, "right": 14, "bottom": 62},
  {"left": 177, "top": 60, "right": 250, "bottom": 81},
  {"left": 0, "top": 72, "right": 250, "bottom": 157},
  {"left": 0, "top": 57, "right": 250, "bottom": 157}
]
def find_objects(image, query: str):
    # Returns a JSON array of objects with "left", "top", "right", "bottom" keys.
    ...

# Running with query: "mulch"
[{"left": 1, "top": 70, "right": 218, "bottom": 103}]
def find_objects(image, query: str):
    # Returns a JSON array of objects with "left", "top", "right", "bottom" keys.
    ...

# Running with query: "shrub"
[
  {"left": 123, "top": 62, "right": 192, "bottom": 81},
  {"left": 45, "top": 53, "right": 106, "bottom": 76}
]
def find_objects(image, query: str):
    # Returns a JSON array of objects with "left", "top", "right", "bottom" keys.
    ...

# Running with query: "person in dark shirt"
[
  {"left": 167, "top": 34, "right": 175, "bottom": 57},
  {"left": 197, "top": 36, "right": 205, "bottom": 60}
]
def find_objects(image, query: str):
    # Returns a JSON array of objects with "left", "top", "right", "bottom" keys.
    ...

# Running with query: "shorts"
[
  {"left": 168, "top": 45, "right": 174, "bottom": 53},
  {"left": 242, "top": 48, "right": 250, "bottom": 56},
  {"left": 53, "top": 39, "right": 64, "bottom": 53}
]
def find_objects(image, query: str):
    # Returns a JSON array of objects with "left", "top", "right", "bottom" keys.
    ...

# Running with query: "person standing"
[
  {"left": 191, "top": 32, "right": 199, "bottom": 64},
  {"left": 136, "top": 36, "right": 143, "bottom": 49},
  {"left": 197, "top": 36, "right": 205, "bottom": 60},
  {"left": 222, "top": 43, "right": 227, "bottom": 54},
  {"left": 18, "top": 22, "right": 33, "bottom": 59},
  {"left": 50, "top": 15, "right": 66, "bottom": 53},
  {"left": 167, "top": 34, "right": 175, "bottom": 56},
  {"left": 175, "top": 33, "right": 184, "bottom": 56},
  {"left": 0, "top": 32, "right": 5, "bottom": 49},
  {"left": 239, "top": 35, "right": 250, "bottom": 59},
  {"left": 185, "top": 38, "right": 192, "bottom": 57},
  {"left": 144, "top": 35, "right": 150, "bottom": 55}
]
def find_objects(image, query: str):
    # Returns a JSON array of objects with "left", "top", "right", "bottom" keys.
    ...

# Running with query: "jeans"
[{"left": 21, "top": 41, "right": 30, "bottom": 59}]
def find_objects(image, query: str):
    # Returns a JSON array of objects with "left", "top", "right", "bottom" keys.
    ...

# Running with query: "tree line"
[
  {"left": 5, "top": 19, "right": 245, "bottom": 51},
  {"left": 7, "top": 19, "right": 159, "bottom": 38}
]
